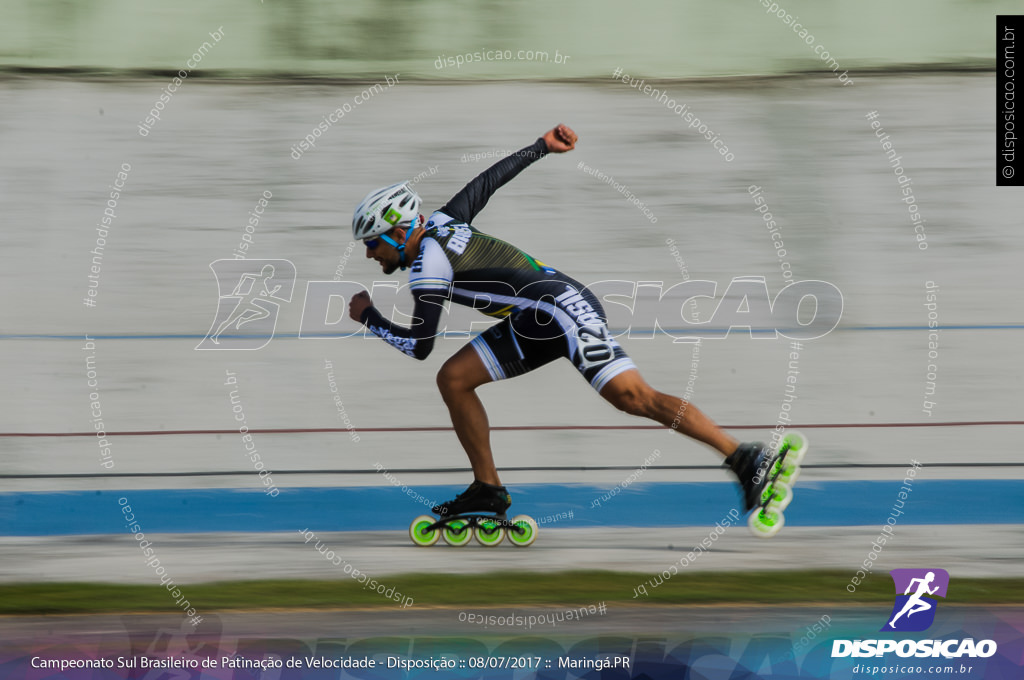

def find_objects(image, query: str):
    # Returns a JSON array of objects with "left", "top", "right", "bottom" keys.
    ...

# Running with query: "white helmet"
[{"left": 352, "top": 181, "right": 421, "bottom": 240}]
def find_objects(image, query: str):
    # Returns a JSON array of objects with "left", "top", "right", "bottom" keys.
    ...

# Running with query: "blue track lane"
[{"left": 1, "top": 480, "right": 1021, "bottom": 536}]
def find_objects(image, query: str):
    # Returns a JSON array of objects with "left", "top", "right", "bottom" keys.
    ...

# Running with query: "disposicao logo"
[
  {"left": 197, "top": 259, "right": 296, "bottom": 350},
  {"left": 882, "top": 568, "right": 949, "bottom": 632},
  {"left": 832, "top": 568, "right": 998, "bottom": 659}
]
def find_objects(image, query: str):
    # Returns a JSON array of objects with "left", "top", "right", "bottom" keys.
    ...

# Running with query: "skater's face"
[{"left": 364, "top": 228, "right": 405, "bottom": 275}]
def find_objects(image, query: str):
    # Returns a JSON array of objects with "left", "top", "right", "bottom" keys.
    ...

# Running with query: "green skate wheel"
[
  {"left": 765, "top": 481, "right": 793, "bottom": 511},
  {"left": 442, "top": 519, "right": 473, "bottom": 547},
  {"left": 774, "top": 458, "right": 801, "bottom": 485},
  {"left": 748, "top": 507, "right": 785, "bottom": 538},
  {"left": 781, "top": 431, "right": 809, "bottom": 465},
  {"left": 474, "top": 519, "right": 505, "bottom": 547},
  {"left": 409, "top": 515, "right": 440, "bottom": 547},
  {"left": 507, "top": 515, "right": 538, "bottom": 547}
]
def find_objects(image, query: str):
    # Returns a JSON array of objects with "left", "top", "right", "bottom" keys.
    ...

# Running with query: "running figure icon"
[
  {"left": 888, "top": 571, "right": 939, "bottom": 628},
  {"left": 881, "top": 568, "right": 949, "bottom": 632},
  {"left": 211, "top": 264, "right": 283, "bottom": 344},
  {"left": 197, "top": 258, "right": 296, "bottom": 351}
]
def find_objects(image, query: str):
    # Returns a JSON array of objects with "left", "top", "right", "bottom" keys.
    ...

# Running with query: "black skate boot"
[
  {"left": 724, "top": 442, "right": 775, "bottom": 512},
  {"left": 432, "top": 480, "right": 512, "bottom": 517}
]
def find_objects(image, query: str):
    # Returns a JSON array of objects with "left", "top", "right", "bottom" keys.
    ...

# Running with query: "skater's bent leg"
[
  {"left": 436, "top": 344, "right": 502, "bottom": 486},
  {"left": 599, "top": 369, "right": 739, "bottom": 457}
]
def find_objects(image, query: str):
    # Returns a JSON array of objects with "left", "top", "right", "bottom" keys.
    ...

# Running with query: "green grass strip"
[{"left": 1, "top": 571, "right": 1022, "bottom": 615}]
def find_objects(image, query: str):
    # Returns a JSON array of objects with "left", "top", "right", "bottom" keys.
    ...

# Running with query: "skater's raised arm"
[{"left": 439, "top": 124, "right": 577, "bottom": 225}]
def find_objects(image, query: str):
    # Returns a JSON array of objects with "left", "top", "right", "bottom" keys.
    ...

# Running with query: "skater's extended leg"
[
  {"left": 600, "top": 369, "right": 739, "bottom": 457},
  {"left": 436, "top": 343, "right": 502, "bottom": 486},
  {"left": 600, "top": 369, "right": 770, "bottom": 511}
]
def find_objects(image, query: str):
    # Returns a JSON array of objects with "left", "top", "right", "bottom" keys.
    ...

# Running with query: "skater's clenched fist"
[
  {"left": 349, "top": 291, "right": 373, "bottom": 322},
  {"left": 542, "top": 124, "right": 577, "bottom": 153}
]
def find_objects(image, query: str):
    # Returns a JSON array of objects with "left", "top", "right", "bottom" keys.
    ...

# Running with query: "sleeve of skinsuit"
[
  {"left": 359, "top": 291, "right": 446, "bottom": 360},
  {"left": 439, "top": 138, "right": 549, "bottom": 224}
]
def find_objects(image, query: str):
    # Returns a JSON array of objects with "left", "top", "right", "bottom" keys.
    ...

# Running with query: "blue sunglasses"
[{"left": 363, "top": 216, "right": 418, "bottom": 250}]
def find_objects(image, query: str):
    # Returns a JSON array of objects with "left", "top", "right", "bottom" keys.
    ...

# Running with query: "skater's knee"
[
  {"left": 436, "top": 361, "right": 472, "bottom": 400},
  {"left": 436, "top": 364, "right": 458, "bottom": 397},
  {"left": 437, "top": 348, "right": 492, "bottom": 400}
]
